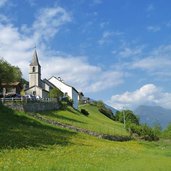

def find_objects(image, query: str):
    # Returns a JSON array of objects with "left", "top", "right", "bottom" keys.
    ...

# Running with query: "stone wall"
[{"left": 3, "top": 101, "right": 60, "bottom": 112}]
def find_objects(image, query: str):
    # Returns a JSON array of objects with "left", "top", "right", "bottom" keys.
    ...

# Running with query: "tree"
[
  {"left": 0, "top": 58, "right": 22, "bottom": 85},
  {"left": 95, "top": 100, "right": 115, "bottom": 120},
  {"left": 96, "top": 100, "right": 105, "bottom": 108},
  {"left": 49, "top": 88, "right": 63, "bottom": 100},
  {"left": 162, "top": 122, "right": 171, "bottom": 139},
  {"left": 115, "top": 110, "right": 139, "bottom": 125}
]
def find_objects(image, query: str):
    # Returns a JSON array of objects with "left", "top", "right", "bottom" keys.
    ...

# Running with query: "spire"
[{"left": 30, "top": 49, "right": 40, "bottom": 66}]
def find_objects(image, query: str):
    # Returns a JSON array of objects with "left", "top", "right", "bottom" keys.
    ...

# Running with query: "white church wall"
[
  {"left": 49, "top": 77, "right": 72, "bottom": 97},
  {"left": 25, "top": 86, "right": 42, "bottom": 97},
  {"left": 48, "top": 77, "right": 78, "bottom": 109}
]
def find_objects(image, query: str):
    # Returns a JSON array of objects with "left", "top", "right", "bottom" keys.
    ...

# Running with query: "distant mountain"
[{"left": 134, "top": 105, "right": 171, "bottom": 129}]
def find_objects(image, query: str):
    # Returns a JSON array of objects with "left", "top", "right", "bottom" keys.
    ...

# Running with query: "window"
[
  {"left": 33, "top": 67, "right": 35, "bottom": 72},
  {"left": 33, "top": 91, "right": 36, "bottom": 95}
]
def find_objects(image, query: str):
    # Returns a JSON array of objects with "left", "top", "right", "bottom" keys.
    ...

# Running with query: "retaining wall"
[{"left": 3, "top": 101, "right": 60, "bottom": 112}]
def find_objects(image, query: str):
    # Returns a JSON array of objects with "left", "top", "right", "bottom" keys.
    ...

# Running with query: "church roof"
[{"left": 30, "top": 50, "right": 40, "bottom": 66}]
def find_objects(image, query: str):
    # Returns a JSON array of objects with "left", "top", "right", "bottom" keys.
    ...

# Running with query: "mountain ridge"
[{"left": 134, "top": 105, "right": 171, "bottom": 129}]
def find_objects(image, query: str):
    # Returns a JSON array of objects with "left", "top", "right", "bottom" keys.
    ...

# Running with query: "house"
[
  {"left": 25, "top": 50, "right": 51, "bottom": 98},
  {"left": 48, "top": 76, "right": 79, "bottom": 109},
  {"left": 0, "top": 82, "right": 22, "bottom": 97}
]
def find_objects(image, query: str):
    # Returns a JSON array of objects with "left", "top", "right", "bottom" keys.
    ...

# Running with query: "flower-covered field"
[{"left": 0, "top": 104, "right": 171, "bottom": 171}]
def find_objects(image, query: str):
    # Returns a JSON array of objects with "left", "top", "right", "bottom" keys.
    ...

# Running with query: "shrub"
[
  {"left": 62, "top": 96, "right": 73, "bottom": 107},
  {"left": 99, "top": 107, "right": 115, "bottom": 121},
  {"left": 127, "top": 123, "right": 159, "bottom": 141},
  {"left": 161, "top": 123, "right": 171, "bottom": 139},
  {"left": 60, "top": 101, "right": 67, "bottom": 110},
  {"left": 49, "top": 88, "right": 63, "bottom": 99},
  {"left": 81, "top": 109, "right": 89, "bottom": 116}
]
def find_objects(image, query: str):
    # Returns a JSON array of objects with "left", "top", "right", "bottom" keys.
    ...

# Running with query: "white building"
[
  {"left": 48, "top": 76, "right": 79, "bottom": 109},
  {"left": 25, "top": 50, "right": 79, "bottom": 109}
]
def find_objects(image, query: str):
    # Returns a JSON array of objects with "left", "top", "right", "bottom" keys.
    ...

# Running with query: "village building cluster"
[{"left": 1, "top": 50, "right": 89, "bottom": 109}]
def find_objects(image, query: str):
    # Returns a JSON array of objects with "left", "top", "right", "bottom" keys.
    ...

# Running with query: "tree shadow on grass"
[
  {"left": 67, "top": 107, "right": 81, "bottom": 115},
  {"left": 0, "top": 105, "right": 76, "bottom": 150},
  {"left": 41, "top": 111, "right": 86, "bottom": 124}
]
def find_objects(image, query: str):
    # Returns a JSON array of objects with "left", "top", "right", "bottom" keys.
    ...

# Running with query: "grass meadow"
[
  {"left": 40, "top": 104, "right": 129, "bottom": 136},
  {"left": 0, "top": 104, "right": 171, "bottom": 171}
]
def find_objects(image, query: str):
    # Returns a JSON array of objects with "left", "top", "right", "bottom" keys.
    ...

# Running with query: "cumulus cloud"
[
  {"left": 0, "top": 5, "right": 72, "bottom": 77},
  {"left": 41, "top": 56, "right": 124, "bottom": 93},
  {"left": 0, "top": 5, "right": 124, "bottom": 94},
  {"left": 110, "top": 84, "right": 171, "bottom": 110}
]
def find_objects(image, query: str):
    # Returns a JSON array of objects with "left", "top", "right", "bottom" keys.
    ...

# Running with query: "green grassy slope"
[
  {"left": 40, "top": 104, "right": 128, "bottom": 136},
  {"left": 0, "top": 104, "right": 171, "bottom": 171},
  {"left": 0, "top": 104, "right": 76, "bottom": 149}
]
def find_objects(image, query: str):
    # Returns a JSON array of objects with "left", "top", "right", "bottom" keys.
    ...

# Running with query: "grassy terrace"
[
  {"left": 0, "top": 104, "right": 171, "bottom": 171},
  {"left": 40, "top": 104, "right": 128, "bottom": 136}
]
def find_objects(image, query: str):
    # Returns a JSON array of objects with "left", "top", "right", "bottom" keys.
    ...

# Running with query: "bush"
[
  {"left": 128, "top": 123, "right": 159, "bottom": 141},
  {"left": 99, "top": 107, "right": 115, "bottom": 121},
  {"left": 161, "top": 123, "right": 171, "bottom": 139},
  {"left": 60, "top": 101, "right": 67, "bottom": 110},
  {"left": 62, "top": 96, "right": 73, "bottom": 107},
  {"left": 81, "top": 109, "right": 89, "bottom": 116}
]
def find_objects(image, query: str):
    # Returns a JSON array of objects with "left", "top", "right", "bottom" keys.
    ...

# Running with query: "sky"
[{"left": 0, "top": 0, "right": 171, "bottom": 110}]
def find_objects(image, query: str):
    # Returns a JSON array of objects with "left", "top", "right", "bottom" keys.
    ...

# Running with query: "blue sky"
[{"left": 0, "top": 0, "right": 171, "bottom": 109}]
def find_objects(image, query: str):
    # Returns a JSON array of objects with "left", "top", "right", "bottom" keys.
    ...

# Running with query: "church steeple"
[
  {"left": 29, "top": 49, "right": 41, "bottom": 88},
  {"left": 30, "top": 50, "right": 40, "bottom": 66}
]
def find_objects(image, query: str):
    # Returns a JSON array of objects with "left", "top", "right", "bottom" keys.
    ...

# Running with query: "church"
[{"left": 25, "top": 50, "right": 79, "bottom": 109}]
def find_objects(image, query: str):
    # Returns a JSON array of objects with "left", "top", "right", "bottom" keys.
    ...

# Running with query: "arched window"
[{"left": 33, "top": 67, "right": 35, "bottom": 72}]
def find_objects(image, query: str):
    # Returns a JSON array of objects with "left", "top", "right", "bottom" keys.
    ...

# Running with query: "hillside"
[
  {"left": 40, "top": 104, "right": 128, "bottom": 136},
  {"left": 1, "top": 104, "right": 171, "bottom": 171},
  {"left": 135, "top": 105, "right": 171, "bottom": 128}
]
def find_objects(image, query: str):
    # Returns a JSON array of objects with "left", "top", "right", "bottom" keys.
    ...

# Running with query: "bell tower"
[{"left": 29, "top": 50, "right": 41, "bottom": 88}]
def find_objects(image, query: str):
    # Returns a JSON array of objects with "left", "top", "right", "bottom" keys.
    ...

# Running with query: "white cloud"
[
  {"left": 131, "top": 45, "right": 171, "bottom": 74},
  {"left": 110, "top": 84, "right": 171, "bottom": 110},
  {"left": 0, "top": 5, "right": 124, "bottom": 94},
  {"left": 0, "top": 0, "right": 8, "bottom": 7},
  {"left": 0, "top": 5, "right": 72, "bottom": 77},
  {"left": 33, "top": 6, "right": 72, "bottom": 42},
  {"left": 41, "top": 56, "right": 124, "bottom": 93},
  {"left": 132, "top": 56, "right": 171, "bottom": 71},
  {"left": 100, "top": 21, "right": 109, "bottom": 28},
  {"left": 98, "top": 31, "right": 114, "bottom": 45},
  {"left": 118, "top": 47, "right": 143, "bottom": 58},
  {"left": 147, "top": 26, "right": 161, "bottom": 32}
]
